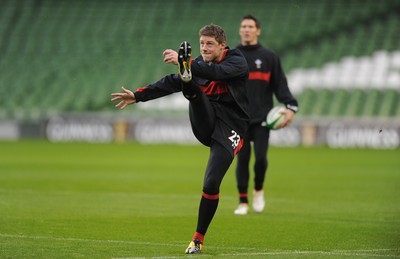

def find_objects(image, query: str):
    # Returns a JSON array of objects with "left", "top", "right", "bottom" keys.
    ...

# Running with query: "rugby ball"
[{"left": 266, "top": 106, "right": 286, "bottom": 130}]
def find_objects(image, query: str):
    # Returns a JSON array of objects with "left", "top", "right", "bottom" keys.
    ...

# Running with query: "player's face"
[
  {"left": 239, "top": 19, "right": 260, "bottom": 45},
  {"left": 199, "top": 35, "right": 226, "bottom": 63}
]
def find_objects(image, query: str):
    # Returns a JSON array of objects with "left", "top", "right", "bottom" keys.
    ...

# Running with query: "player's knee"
[
  {"left": 203, "top": 178, "right": 220, "bottom": 195},
  {"left": 203, "top": 186, "right": 219, "bottom": 195},
  {"left": 255, "top": 157, "right": 267, "bottom": 168}
]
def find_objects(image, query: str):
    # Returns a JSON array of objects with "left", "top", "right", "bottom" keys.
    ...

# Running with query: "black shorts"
[{"left": 212, "top": 120, "right": 244, "bottom": 158}]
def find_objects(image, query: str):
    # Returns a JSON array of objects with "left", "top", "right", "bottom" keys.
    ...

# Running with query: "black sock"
[
  {"left": 239, "top": 192, "right": 249, "bottom": 204},
  {"left": 196, "top": 192, "right": 219, "bottom": 235}
]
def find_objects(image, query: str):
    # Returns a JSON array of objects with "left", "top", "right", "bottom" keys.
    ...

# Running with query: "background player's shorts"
[{"left": 212, "top": 120, "right": 244, "bottom": 158}]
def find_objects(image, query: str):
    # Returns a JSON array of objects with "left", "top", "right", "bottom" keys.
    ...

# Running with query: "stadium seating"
[{"left": 0, "top": 0, "right": 399, "bottom": 120}]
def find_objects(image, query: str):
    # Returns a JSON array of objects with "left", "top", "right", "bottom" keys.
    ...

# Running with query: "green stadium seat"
[
  {"left": 344, "top": 90, "right": 365, "bottom": 117},
  {"left": 362, "top": 89, "right": 382, "bottom": 117},
  {"left": 313, "top": 89, "right": 333, "bottom": 116},
  {"left": 296, "top": 88, "right": 316, "bottom": 116},
  {"left": 328, "top": 89, "right": 349, "bottom": 117},
  {"left": 1, "top": 0, "right": 400, "bottom": 121},
  {"left": 378, "top": 89, "right": 399, "bottom": 117}
]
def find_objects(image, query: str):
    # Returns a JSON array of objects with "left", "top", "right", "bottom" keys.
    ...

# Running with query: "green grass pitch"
[{"left": 0, "top": 141, "right": 399, "bottom": 258}]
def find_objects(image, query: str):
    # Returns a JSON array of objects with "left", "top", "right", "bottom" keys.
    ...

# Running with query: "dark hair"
[
  {"left": 199, "top": 24, "right": 226, "bottom": 45},
  {"left": 241, "top": 14, "right": 261, "bottom": 29}
]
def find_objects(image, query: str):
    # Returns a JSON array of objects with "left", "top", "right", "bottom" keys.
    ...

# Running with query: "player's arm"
[
  {"left": 270, "top": 54, "right": 298, "bottom": 126},
  {"left": 111, "top": 74, "right": 182, "bottom": 110},
  {"left": 271, "top": 56, "right": 298, "bottom": 111},
  {"left": 133, "top": 74, "right": 182, "bottom": 102},
  {"left": 275, "top": 87, "right": 298, "bottom": 127},
  {"left": 191, "top": 50, "right": 248, "bottom": 81},
  {"left": 111, "top": 48, "right": 183, "bottom": 110}
]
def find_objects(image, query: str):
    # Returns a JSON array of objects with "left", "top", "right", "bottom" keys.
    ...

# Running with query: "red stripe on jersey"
[
  {"left": 249, "top": 71, "right": 271, "bottom": 81},
  {"left": 202, "top": 192, "right": 220, "bottom": 200},
  {"left": 200, "top": 81, "right": 228, "bottom": 96},
  {"left": 234, "top": 138, "right": 245, "bottom": 157},
  {"left": 136, "top": 86, "right": 148, "bottom": 92}
]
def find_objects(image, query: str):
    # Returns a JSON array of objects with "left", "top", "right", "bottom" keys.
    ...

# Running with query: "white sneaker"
[
  {"left": 233, "top": 203, "right": 249, "bottom": 215},
  {"left": 252, "top": 190, "right": 265, "bottom": 213}
]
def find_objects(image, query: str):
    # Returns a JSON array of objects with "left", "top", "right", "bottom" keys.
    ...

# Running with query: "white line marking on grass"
[
  {"left": 116, "top": 250, "right": 399, "bottom": 259},
  {"left": 0, "top": 188, "right": 238, "bottom": 201},
  {"left": 0, "top": 233, "right": 182, "bottom": 247},
  {"left": 117, "top": 250, "right": 400, "bottom": 259},
  {"left": 215, "top": 250, "right": 399, "bottom": 258},
  {"left": 1, "top": 234, "right": 398, "bottom": 258}
]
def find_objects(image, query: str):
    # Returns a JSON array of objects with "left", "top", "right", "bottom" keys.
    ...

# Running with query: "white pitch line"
[
  {"left": 118, "top": 251, "right": 399, "bottom": 259},
  {"left": 1, "top": 233, "right": 398, "bottom": 258},
  {"left": 0, "top": 233, "right": 182, "bottom": 247},
  {"left": 0, "top": 188, "right": 238, "bottom": 201},
  {"left": 215, "top": 250, "right": 399, "bottom": 258}
]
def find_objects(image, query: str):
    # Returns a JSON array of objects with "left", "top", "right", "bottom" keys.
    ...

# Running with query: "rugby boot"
[
  {"left": 185, "top": 239, "right": 202, "bottom": 254},
  {"left": 178, "top": 41, "right": 192, "bottom": 82},
  {"left": 253, "top": 189, "right": 265, "bottom": 213}
]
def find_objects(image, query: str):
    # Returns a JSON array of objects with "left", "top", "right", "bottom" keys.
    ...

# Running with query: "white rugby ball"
[{"left": 266, "top": 106, "right": 286, "bottom": 130}]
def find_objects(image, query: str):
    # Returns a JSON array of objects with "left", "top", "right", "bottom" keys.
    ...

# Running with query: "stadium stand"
[{"left": 0, "top": 0, "right": 399, "bottom": 120}]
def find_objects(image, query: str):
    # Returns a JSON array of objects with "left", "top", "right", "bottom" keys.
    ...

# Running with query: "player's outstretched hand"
[
  {"left": 111, "top": 86, "right": 136, "bottom": 110},
  {"left": 163, "top": 49, "right": 178, "bottom": 65}
]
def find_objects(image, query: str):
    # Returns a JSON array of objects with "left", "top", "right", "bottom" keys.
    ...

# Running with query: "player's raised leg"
[{"left": 178, "top": 41, "right": 216, "bottom": 146}]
